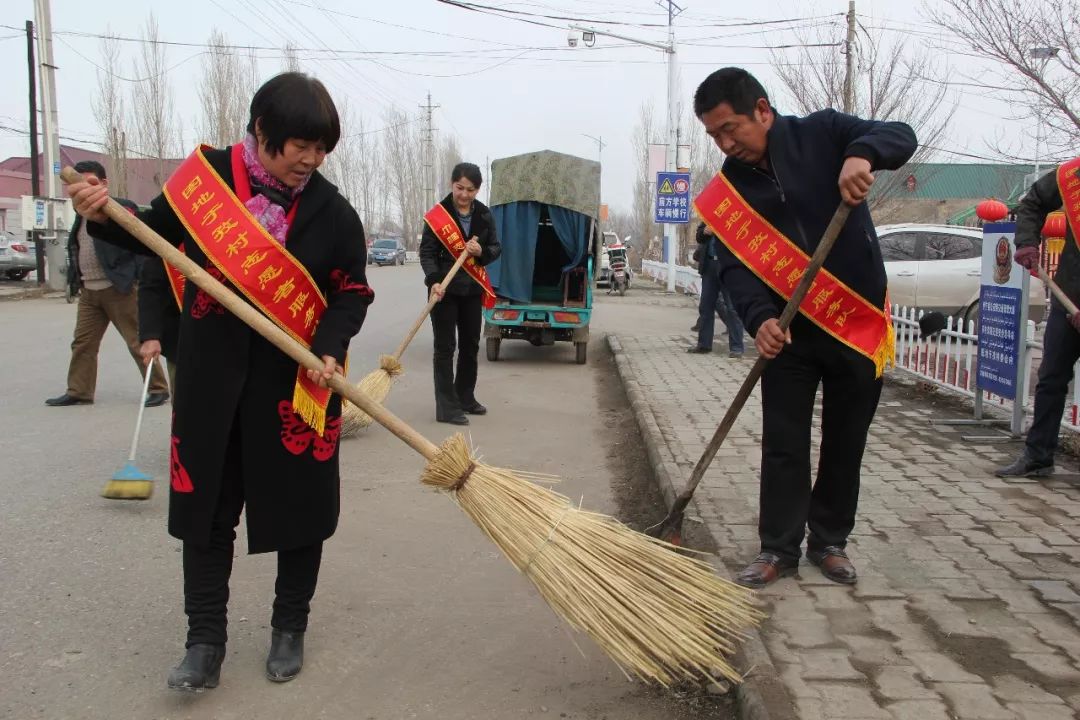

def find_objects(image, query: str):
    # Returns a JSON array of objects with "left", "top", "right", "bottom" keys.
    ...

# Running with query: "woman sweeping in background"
[
  {"left": 65, "top": 72, "right": 373, "bottom": 691},
  {"left": 420, "top": 163, "right": 501, "bottom": 425}
]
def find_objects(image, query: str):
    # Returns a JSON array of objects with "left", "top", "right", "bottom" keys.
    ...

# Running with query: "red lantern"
[
  {"left": 1043, "top": 211, "right": 1067, "bottom": 238},
  {"left": 976, "top": 198, "right": 1008, "bottom": 222}
]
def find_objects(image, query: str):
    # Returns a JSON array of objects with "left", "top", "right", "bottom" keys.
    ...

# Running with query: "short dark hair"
[
  {"left": 693, "top": 67, "right": 769, "bottom": 118},
  {"left": 74, "top": 160, "right": 107, "bottom": 180},
  {"left": 246, "top": 72, "right": 341, "bottom": 156},
  {"left": 451, "top": 162, "right": 482, "bottom": 189}
]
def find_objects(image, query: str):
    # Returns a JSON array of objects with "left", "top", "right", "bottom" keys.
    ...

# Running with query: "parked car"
[
  {"left": 879, "top": 223, "right": 1046, "bottom": 325},
  {"left": 367, "top": 237, "right": 406, "bottom": 266},
  {"left": 0, "top": 232, "right": 36, "bottom": 280}
]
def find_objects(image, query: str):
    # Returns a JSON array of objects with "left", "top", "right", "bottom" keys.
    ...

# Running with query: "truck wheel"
[
  {"left": 486, "top": 337, "right": 501, "bottom": 361},
  {"left": 575, "top": 341, "right": 587, "bottom": 365}
]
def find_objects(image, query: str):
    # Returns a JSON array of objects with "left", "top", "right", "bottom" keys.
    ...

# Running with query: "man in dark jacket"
[
  {"left": 693, "top": 67, "right": 916, "bottom": 588},
  {"left": 138, "top": 257, "right": 182, "bottom": 393},
  {"left": 689, "top": 221, "right": 745, "bottom": 356},
  {"left": 45, "top": 160, "right": 169, "bottom": 407},
  {"left": 997, "top": 161, "right": 1080, "bottom": 478}
]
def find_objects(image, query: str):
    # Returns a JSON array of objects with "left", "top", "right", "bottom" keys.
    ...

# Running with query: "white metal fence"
[{"left": 640, "top": 260, "right": 1080, "bottom": 432}]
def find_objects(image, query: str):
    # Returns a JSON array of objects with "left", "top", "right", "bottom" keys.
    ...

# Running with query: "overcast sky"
[{"left": 0, "top": 0, "right": 1038, "bottom": 212}]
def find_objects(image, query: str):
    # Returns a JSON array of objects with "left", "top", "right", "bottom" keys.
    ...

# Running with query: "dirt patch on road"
[{"left": 589, "top": 339, "right": 736, "bottom": 719}]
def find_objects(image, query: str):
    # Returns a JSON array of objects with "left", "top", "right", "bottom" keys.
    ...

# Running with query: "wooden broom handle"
[
  {"left": 1037, "top": 265, "right": 1080, "bottom": 315},
  {"left": 392, "top": 248, "right": 470, "bottom": 360},
  {"left": 61, "top": 167, "right": 441, "bottom": 461}
]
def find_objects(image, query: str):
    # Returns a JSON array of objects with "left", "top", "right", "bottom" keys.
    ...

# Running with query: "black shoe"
[
  {"left": 995, "top": 453, "right": 1054, "bottom": 478},
  {"left": 144, "top": 392, "right": 169, "bottom": 408},
  {"left": 733, "top": 552, "right": 799, "bottom": 589},
  {"left": 437, "top": 414, "right": 469, "bottom": 426},
  {"left": 691, "top": 322, "right": 700, "bottom": 332},
  {"left": 461, "top": 402, "right": 487, "bottom": 415},
  {"left": 806, "top": 545, "right": 858, "bottom": 585},
  {"left": 167, "top": 644, "right": 225, "bottom": 692},
  {"left": 686, "top": 346, "right": 711, "bottom": 354},
  {"left": 266, "top": 629, "right": 304, "bottom": 683},
  {"left": 45, "top": 393, "right": 92, "bottom": 407}
]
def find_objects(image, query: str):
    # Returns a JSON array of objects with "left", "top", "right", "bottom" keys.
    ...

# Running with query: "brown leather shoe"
[
  {"left": 807, "top": 546, "right": 857, "bottom": 585},
  {"left": 734, "top": 552, "right": 799, "bottom": 589}
]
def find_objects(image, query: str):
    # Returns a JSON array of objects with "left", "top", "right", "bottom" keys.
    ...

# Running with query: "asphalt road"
[{"left": 0, "top": 265, "right": 732, "bottom": 720}]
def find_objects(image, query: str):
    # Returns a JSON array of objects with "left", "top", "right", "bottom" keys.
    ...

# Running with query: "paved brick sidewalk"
[{"left": 612, "top": 331, "right": 1080, "bottom": 720}]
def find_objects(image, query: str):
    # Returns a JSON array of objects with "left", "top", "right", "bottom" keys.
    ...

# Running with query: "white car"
[{"left": 879, "top": 223, "right": 1046, "bottom": 325}]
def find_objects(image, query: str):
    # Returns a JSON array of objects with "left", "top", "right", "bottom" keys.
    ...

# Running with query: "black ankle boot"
[
  {"left": 167, "top": 643, "right": 225, "bottom": 691},
  {"left": 266, "top": 629, "right": 305, "bottom": 682}
]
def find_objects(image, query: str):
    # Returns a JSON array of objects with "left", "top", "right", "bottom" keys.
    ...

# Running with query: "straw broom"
[
  {"left": 341, "top": 249, "right": 470, "bottom": 436},
  {"left": 63, "top": 167, "right": 763, "bottom": 685}
]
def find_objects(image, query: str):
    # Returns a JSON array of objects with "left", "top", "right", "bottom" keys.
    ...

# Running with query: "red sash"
[
  {"left": 164, "top": 247, "right": 185, "bottom": 310},
  {"left": 161, "top": 145, "right": 335, "bottom": 435},
  {"left": 694, "top": 173, "right": 894, "bottom": 377},
  {"left": 1058, "top": 158, "right": 1080, "bottom": 248},
  {"left": 423, "top": 203, "right": 496, "bottom": 308}
]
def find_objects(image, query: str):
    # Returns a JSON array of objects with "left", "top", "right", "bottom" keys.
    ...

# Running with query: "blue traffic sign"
[{"left": 654, "top": 171, "right": 690, "bottom": 224}]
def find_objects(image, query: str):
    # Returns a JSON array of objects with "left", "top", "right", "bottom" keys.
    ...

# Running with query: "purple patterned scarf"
[{"left": 241, "top": 134, "right": 310, "bottom": 245}]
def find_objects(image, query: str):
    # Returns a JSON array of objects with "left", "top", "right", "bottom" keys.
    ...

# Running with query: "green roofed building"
[{"left": 871, "top": 163, "right": 1040, "bottom": 226}]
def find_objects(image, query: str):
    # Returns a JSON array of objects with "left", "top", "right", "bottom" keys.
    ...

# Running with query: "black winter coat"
[
  {"left": 419, "top": 195, "right": 501, "bottom": 295},
  {"left": 68, "top": 198, "right": 141, "bottom": 295},
  {"left": 137, "top": 257, "right": 182, "bottom": 362},
  {"left": 89, "top": 146, "right": 373, "bottom": 553},
  {"left": 716, "top": 109, "right": 917, "bottom": 345},
  {"left": 1015, "top": 165, "right": 1077, "bottom": 308}
]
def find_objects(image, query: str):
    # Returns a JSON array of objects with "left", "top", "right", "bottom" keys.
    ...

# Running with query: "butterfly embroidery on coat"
[
  {"left": 278, "top": 400, "right": 341, "bottom": 461},
  {"left": 330, "top": 269, "right": 374, "bottom": 298},
  {"left": 191, "top": 264, "right": 226, "bottom": 319},
  {"left": 170, "top": 434, "right": 194, "bottom": 493}
]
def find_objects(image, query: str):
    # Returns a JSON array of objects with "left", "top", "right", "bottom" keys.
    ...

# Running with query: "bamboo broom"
[
  {"left": 341, "top": 249, "right": 470, "bottom": 436},
  {"left": 62, "top": 167, "right": 762, "bottom": 685}
]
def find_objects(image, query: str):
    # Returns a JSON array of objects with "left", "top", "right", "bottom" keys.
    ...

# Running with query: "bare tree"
[
  {"left": 437, "top": 134, "right": 464, "bottom": 192},
  {"left": 282, "top": 42, "right": 301, "bottom": 73},
  {"left": 130, "top": 14, "right": 177, "bottom": 186},
  {"left": 926, "top": 0, "right": 1079, "bottom": 163},
  {"left": 383, "top": 108, "right": 424, "bottom": 249},
  {"left": 320, "top": 101, "right": 382, "bottom": 231},
  {"left": 631, "top": 103, "right": 662, "bottom": 260},
  {"left": 770, "top": 21, "right": 956, "bottom": 212},
  {"left": 92, "top": 30, "right": 128, "bottom": 197},
  {"left": 198, "top": 29, "right": 250, "bottom": 147}
]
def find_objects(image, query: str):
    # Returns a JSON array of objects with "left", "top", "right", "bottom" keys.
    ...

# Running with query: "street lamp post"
[
  {"left": 582, "top": 132, "right": 606, "bottom": 210},
  {"left": 570, "top": 3, "right": 682, "bottom": 292},
  {"left": 1030, "top": 46, "right": 1059, "bottom": 182}
]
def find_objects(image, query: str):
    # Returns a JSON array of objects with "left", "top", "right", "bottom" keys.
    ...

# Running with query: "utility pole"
[
  {"left": 26, "top": 20, "right": 44, "bottom": 285},
  {"left": 420, "top": 92, "right": 440, "bottom": 211},
  {"left": 842, "top": 0, "right": 856, "bottom": 114},
  {"left": 567, "top": 6, "right": 680, "bottom": 286},
  {"left": 34, "top": 0, "right": 65, "bottom": 291},
  {"left": 582, "top": 133, "right": 606, "bottom": 208},
  {"left": 661, "top": 0, "right": 682, "bottom": 292}
]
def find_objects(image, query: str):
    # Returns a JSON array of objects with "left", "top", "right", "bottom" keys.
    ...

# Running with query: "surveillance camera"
[
  {"left": 582, "top": 31, "right": 595, "bottom": 47},
  {"left": 567, "top": 29, "right": 579, "bottom": 48}
]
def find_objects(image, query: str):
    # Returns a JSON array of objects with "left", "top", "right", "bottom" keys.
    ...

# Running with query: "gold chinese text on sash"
[
  {"left": 424, "top": 203, "right": 497, "bottom": 308},
  {"left": 693, "top": 173, "right": 894, "bottom": 377},
  {"left": 162, "top": 145, "right": 333, "bottom": 435},
  {"left": 1058, "top": 158, "right": 1080, "bottom": 248}
]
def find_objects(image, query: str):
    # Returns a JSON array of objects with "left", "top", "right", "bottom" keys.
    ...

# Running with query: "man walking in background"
[
  {"left": 688, "top": 221, "right": 745, "bottom": 357},
  {"left": 45, "top": 160, "right": 169, "bottom": 408}
]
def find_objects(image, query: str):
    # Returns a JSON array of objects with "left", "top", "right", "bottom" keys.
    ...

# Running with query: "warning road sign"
[{"left": 654, "top": 171, "right": 691, "bottom": 224}]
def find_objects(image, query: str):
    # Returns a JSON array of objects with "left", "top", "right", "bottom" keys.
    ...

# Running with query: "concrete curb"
[{"left": 608, "top": 334, "right": 795, "bottom": 720}]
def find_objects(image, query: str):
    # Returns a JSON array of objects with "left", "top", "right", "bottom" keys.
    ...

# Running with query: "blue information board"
[
  {"left": 654, "top": 172, "right": 691, "bottom": 224},
  {"left": 976, "top": 222, "right": 1023, "bottom": 399}
]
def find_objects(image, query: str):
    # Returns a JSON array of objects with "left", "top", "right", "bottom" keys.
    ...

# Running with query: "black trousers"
[
  {"left": 183, "top": 425, "right": 323, "bottom": 648},
  {"left": 430, "top": 291, "right": 482, "bottom": 419},
  {"left": 1026, "top": 304, "right": 1080, "bottom": 464},
  {"left": 758, "top": 322, "right": 882, "bottom": 561}
]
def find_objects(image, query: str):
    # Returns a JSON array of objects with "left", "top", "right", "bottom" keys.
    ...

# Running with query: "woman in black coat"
[
  {"left": 419, "top": 163, "right": 501, "bottom": 425},
  {"left": 66, "top": 73, "right": 373, "bottom": 691}
]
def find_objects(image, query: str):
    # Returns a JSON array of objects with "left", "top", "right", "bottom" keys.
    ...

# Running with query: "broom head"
[
  {"left": 102, "top": 461, "right": 153, "bottom": 500},
  {"left": 420, "top": 434, "right": 763, "bottom": 686},
  {"left": 341, "top": 355, "right": 405, "bottom": 437}
]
